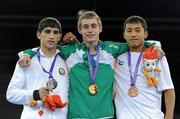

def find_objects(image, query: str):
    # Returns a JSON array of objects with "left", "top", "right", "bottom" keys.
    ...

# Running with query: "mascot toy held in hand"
[
  {"left": 143, "top": 46, "right": 161, "bottom": 86},
  {"left": 43, "top": 94, "right": 68, "bottom": 112},
  {"left": 28, "top": 94, "right": 68, "bottom": 116}
]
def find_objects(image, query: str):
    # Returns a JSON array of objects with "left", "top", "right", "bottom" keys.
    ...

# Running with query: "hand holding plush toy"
[
  {"left": 143, "top": 46, "right": 161, "bottom": 86},
  {"left": 28, "top": 94, "right": 68, "bottom": 116}
]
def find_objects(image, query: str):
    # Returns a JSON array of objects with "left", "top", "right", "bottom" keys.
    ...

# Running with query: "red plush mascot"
[{"left": 28, "top": 94, "right": 68, "bottom": 116}]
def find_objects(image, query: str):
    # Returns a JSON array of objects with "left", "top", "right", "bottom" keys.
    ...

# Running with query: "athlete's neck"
[
  {"left": 129, "top": 45, "right": 144, "bottom": 52},
  {"left": 40, "top": 47, "right": 56, "bottom": 58},
  {"left": 84, "top": 40, "right": 98, "bottom": 55}
]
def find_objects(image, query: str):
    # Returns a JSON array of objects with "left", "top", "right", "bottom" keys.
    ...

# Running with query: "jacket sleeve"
[
  {"left": 22, "top": 43, "right": 78, "bottom": 60},
  {"left": 104, "top": 41, "right": 155, "bottom": 58},
  {"left": 103, "top": 41, "right": 128, "bottom": 58},
  {"left": 22, "top": 47, "right": 39, "bottom": 58},
  {"left": 58, "top": 42, "right": 79, "bottom": 60},
  {"left": 6, "top": 63, "right": 34, "bottom": 105}
]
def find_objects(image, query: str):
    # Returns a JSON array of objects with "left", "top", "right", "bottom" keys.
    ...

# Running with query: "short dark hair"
[
  {"left": 38, "top": 17, "right": 62, "bottom": 33},
  {"left": 123, "top": 15, "right": 147, "bottom": 31}
]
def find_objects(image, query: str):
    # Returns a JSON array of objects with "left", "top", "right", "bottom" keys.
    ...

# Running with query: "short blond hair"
[{"left": 77, "top": 11, "right": 102, "bottom": 31}]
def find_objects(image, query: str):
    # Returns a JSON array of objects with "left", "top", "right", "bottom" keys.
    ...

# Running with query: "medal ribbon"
[
  {"left": 86, "top": 45, "right": 100, "bottom": 84},
  {"left": 128, "top": 51, "right": 143, "bottom": 86},
  {"left": 36, "top": 49, "right": 58, "bottom": 79}
]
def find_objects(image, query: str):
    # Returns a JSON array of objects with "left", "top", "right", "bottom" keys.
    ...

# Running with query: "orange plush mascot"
[{"left": 143, "top": 46, "right": 161, "bottom": 86}]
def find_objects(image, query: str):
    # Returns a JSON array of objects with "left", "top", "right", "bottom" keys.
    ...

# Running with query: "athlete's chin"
[
  {"left": 129, "top": 43, "right": 138, "bottom": 47},
  {"left": 86, "top": 39, "right": 98, "bottom": 43},
  {"left": 45, "top": 45, "right": 56, "bottom": 49}
]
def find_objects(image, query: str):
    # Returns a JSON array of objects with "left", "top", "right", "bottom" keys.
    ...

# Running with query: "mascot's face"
[{"left": 143, "top": 59, "right": 157, "bottom": 70}]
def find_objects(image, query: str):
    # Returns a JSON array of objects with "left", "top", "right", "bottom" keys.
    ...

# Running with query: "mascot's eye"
[
  {"left": 152, "top": 62, "right": 155, "bottom": 66},
  {"left": 146, "top": 63, "right": 150, "bottom": 66}
]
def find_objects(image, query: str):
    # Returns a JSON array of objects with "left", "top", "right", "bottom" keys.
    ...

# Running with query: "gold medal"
[
  {"left": 128, "top": 86, "right": 138, "bottom": 97},
  {"left": 88, "top": 84, "right": 98, "bottom": 95}
]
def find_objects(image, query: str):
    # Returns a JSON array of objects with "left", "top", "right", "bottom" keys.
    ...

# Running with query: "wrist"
[{"left": 33, "top": 90, "right": 40, "bottom": 100}]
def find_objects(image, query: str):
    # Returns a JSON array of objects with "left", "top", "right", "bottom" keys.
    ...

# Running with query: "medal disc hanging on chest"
[
  {"left": 127, "top": 52, "right": 142, "bottom": 97},
  {"left": 88, "top": 84, "right": 98, "bottom": 95},
  {"left": 46, "top": 79, "right": 58, "bottom": 90},
  {"left": 128, "top": 86, "right": 139, "bottom": 97},
  {"left": 36, "top": 49, "right": 58, "bottom": 90}
]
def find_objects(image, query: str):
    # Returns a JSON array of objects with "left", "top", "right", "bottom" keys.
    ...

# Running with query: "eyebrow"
[
  {"left": 82, "top": 22, "right": 97, "bottom": 25},
  {"left": 126, "top": 27, "right": 141, "bottom": 29}
]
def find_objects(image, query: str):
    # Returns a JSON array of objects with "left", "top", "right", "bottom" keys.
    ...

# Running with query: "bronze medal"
[
  {"left": 128, "top": 86, "right": 138, "bottom": 97},
  {"left": 88, "top": 84, "right": 98, "bottom": 95},
  {"left": 59, "top": 68, "right": 65, "bottom": 75}
]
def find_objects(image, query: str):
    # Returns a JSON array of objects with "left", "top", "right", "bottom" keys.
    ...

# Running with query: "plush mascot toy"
[
  {"left": 143, "top": 46, "right": 161, "bottom": 86},
  {"left": 43, "top": 94, "right": 68, "bottom": 111},
  {"left": 28, "top": 94, "right": 68, "bottom": 116}
]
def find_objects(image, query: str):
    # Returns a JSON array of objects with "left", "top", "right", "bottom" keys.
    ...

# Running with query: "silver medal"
[{"left": 46, "top": 79, "right": 58, "bottom": 90}]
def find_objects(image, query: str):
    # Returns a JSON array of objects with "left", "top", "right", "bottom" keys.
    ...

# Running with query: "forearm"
[
  {"left": 6, "top": 86, "right": 34, "bottom": 105},
  {"left": 164, "top": 89, "right": 175, "bottom": 119}
]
